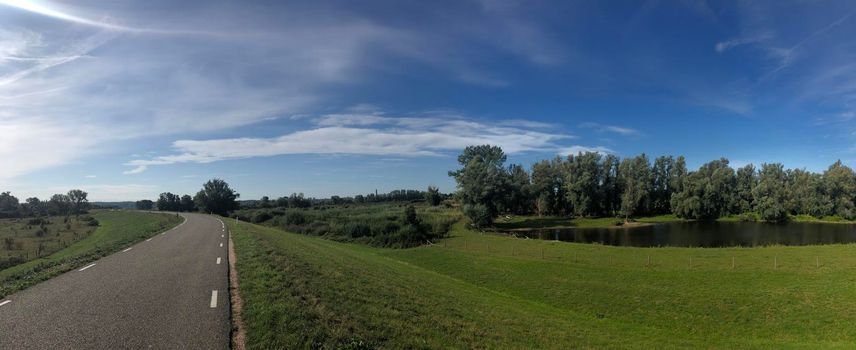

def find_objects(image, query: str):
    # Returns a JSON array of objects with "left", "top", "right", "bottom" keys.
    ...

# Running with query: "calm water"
[{"left": 510, "top": 221, "right": 856, "bottom": 247}]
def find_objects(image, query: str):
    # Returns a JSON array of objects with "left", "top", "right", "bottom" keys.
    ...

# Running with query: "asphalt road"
[{"left": 0, "top": 213, "right": 230, "bottom": 349}]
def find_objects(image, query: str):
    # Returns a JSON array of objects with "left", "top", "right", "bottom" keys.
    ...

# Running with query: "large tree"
[
  {"left": 0, "top": 192, "right": 19, "bottom": 218},
  {"left": 157, "top": 192, "right": 182, "bottom": 211},
  {"left": 823, "top": 160, "right": 856, "bottom": 219},
  {"left": 49, "top": 193, "right": 71, "bottom": 217},
  {"left": 671, "top": 158, "right": 735, "bottom": 220},
  {"left": 506, "top": 164, "right": 532, "bottom": 214},
  {"left": 194, "top": 179, "right": 240, "bottom": 216},
  {"left": 448, "top": 145, "right": 510, "bottom": 226},
  {"left": 135, "top": 199, "right": 155, "bottom": 210},
  {"left": 180, "top": 194, "right": 196, "bottom": 212},
  {"left": 618, "top": 154, "right": 651, "bottom": 219},
  {"left": 531, "top": 158, "right": 564, "bottom": 216},
  {"left": 650, "top": 156, "right": 676, "bottom": 214},
  {"left": 564, "top": 152, "right": 603, "bottom": 217},
  {"left": 753, "top": 163, "right": 788, "bottom": 222},
  {"left": 67, "top": 189, "right": 89, "bottom": 216},
  {"left": 734, "top": 164, "right": 757, "bottom": 214}
]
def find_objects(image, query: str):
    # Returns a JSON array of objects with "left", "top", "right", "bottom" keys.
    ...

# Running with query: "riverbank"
[{"left": 495, "top": 213, "right": 856, "bottom": 231}]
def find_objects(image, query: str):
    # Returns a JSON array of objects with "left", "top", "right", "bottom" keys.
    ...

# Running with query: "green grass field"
[
  {"left": 231, "top": 217, "right": 856, "bottom": 349},
  {"left": 0, "top": 210, "right": 182, "bottom": 298}
]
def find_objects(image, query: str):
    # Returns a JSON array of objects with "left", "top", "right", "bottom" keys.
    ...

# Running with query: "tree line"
[
  {"left": 0, "top": 190, "right": 89, "bottom": 218},
  {"left": 243, "top": 188, "right": 448, "bottom": 210},
  {"left": 450, "top": 145, "right": 856, "bottom": 227},
  {"left": 135, "top": 179, "right": 239, "bottom": 216}
]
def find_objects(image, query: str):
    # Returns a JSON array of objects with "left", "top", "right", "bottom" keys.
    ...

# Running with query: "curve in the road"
[{"left": 0, "top": 213, "right": 230, "bottom": 350}]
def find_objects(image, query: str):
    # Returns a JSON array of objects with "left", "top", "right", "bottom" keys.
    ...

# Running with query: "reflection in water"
[{"left": 511, "top": 221, "right": 856, "bottom": 247}]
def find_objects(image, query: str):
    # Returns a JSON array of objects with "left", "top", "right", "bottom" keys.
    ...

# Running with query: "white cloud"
[
  {"left": 578, "top": 122, "right": 641, "bottom": 136},
  {"left": 558, "top": 145, "right": 614, "bottom": 156},
  {"left": 84, "top": 175, "right": 97, "bottom": 178},
  {"left": 123, "top": 165, "right": 147, "bottom": 175},
  {"left": 715, "top": 33, "right": 773, "bottom": 53},
  {"left": 126, "top": 113, "right": 572, "bottom": 169}
]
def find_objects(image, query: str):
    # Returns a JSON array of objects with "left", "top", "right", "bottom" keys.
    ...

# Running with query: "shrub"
[
  {"left": 28, "top": 218, "right": 48, "bottom": 225},
  {"left": 342, "top": 222, "right": 372, "bottom": 238},
  {"left": 462, "top": 204, "right": 492, "bottom": 228},
  {"left": 284, "top": 211, "right": 307, "bottom": 225},
  {"left": 252, "top": 211, "right": 273, "bottom": 223}
]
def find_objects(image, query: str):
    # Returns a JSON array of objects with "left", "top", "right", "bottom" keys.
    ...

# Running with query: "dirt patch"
[{"left": 228, "top": 229, "right": 246, "bottom": 350}]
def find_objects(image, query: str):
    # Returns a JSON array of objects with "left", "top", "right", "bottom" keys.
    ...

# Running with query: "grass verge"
[{"left": 0, "top": 210, "right": 182, "bottom": 298}]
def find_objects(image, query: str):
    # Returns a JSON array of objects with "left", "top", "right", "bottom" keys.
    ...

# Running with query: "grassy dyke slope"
[
  {"left": 231, "top": 219, "right": 856, "bottom": 349},
  {"left": 0, "top": 211, "right": 182, "bottom": 297}
]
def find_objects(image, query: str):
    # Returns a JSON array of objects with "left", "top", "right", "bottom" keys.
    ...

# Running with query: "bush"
[
  {"left": 252, "top": 211, "right": 273, "bottom": 223},
  {"left": 28, "top": 218, "right": 48, "bottom": 225},
  {"left": 462, "top": 204, "right": 493, "bottom": 228},
  {"left": 342, "top": 222, "right": 372, "bottom": 238},
  {"left": 284, "top": 211, "right": 307, "bottom": 226}
]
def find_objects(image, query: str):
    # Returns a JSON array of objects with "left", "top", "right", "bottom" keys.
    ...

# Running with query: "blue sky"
[{"left": 1, "top": 0, "right": 855, "bottom": 201}]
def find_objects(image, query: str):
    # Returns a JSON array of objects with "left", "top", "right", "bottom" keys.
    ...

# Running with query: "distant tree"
[
  {"left": 448, "top": 145, "right": 510, "bottom": 226},
  {"left": 67, "top": 189, "right": 89, "bottom": 216},
  {"left": 49, "top": 194, "right": 71, "bottom": 217},
  {"left": 287, "top": 193, "right": 311, "bottom": 208},
  {"left": 786, "top": 169, "right": 831, "bottom": 217},
  {"left": 564, "top": 152, "right": 602, "bottom": 217},
  {"left": 650, "top": 156, "right": 676, "bottom": 214},
  {"left": 531, "top": 157, "right": 566, "bottom": 216},
  {"left": 156, "top": 192, "right": 182, "bottom": 211},
  {"left": 0, "top": 192, "right": 19, "bottom": 218},
  {"left": 194, "top": 179, "right": 240, "bottom": 216},
  {"left": 25, "top": 197, "right": 44, "bottom": 217},
  {"left": 258, "top": 196, "right": 271, "bottom": 208},
  {"left": 753, "top": 163, "right": 789, "bottom": 222},
  {"left": 180, "top": 194, "right": 196, "bottom": 212},
  {"left": 823, "top": 160, "right": 856, "bottom": 219},
  {"left": 671, "top": 158, "right": 735, "bottom": 220},
  {"left": 135, "top": 199, "right": 155, "bottom": 210},
  {"left": 507, "top": 164, "right": 532, "bottom": 214},
  {"left": 669, "top": 156, "right": 688, "bottom": 194},
  {"left": 619, "top": 154, "right": 651, "bottom": 220},
  {"left": 601, "top": 154, "right": 621, "bottom": 216},
  {"left": 426, "top": 186, "right": 442, "bottom": 206},
  {"left": 734, "top": 164, "right": 757, "bottom": 213}
]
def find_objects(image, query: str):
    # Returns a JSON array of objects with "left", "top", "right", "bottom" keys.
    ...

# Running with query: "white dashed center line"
[
  {"left": 210, "top": 290, "right": 218, "bottom": 308},
  {"left": 79, "top": 263, "right": 96, "bottom": 272},
  {"left": 0, "top": 300, "right": 11, "bottom": 307},
  {"left": 122, "top": 247, "right": 133, "bottom": 253},
  {"left": 216, "top": 257, "right": 222, "bottom": 264},
  {"left": 219, "top": 243, "right": 223, "bottom": 247}
]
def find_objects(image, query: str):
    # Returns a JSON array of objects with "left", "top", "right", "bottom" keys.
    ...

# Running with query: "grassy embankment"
[
  {"left": 230, "top": 215, "right": 856, "bottom": 349},
  {"left": 0, "top": 210, "right": 181, "bottom": 297}
]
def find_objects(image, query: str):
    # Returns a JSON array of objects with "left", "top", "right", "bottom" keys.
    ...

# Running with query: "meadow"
[
  {"left": 0, "top": 210, "right": 181, "bottom": 298},
  {"left": 230, "top": 205, "right": 856, "bottom": 349},
  {"left": 0, "top": 215, "right": 100, "bottom": 269}
]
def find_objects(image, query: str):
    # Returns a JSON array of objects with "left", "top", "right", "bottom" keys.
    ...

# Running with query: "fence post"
[
  {"left": 816, "top": 256, "right": 819, "bottom": 269},
  {"left": 689, "top": 256, "right": 692, "bottom": 269},
  {"left": 774, "top": 256, "right": 778, "bottom": 269},
  {"left": 647, "top": 255, "right": 650, "bottom": 267}
]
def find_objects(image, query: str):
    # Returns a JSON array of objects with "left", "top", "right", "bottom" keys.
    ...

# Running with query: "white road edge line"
[
  {"left": 0, "top": 300, "right": 11, "bottom": 307},
  {"left": 216, "top": 257, "right": 222, "bottom": 264},
  {"left": 146, "top": 238, "right": 152, "bottom": 242},
  {"left": 122, "top": 247, "right": 133, "bottom": 253},
  {"left": 79, "top": 263, "right": 96, "bottom": 272},
  {"left": 210, "top": 290, "right": 218, "bottom": 308}
]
